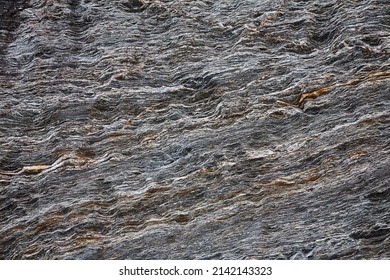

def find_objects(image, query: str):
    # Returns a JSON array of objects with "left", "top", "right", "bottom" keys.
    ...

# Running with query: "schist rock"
[{"left": 0, "top": 0, "right": 389, "bottom": 259}]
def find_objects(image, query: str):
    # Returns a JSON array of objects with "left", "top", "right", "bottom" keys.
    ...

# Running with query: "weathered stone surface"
[{"left": 0, "top": 0, "right": 389, "bottom": 259}]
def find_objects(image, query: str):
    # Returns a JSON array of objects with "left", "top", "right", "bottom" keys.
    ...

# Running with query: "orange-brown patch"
[
  {"left": 297, "top": 86, "right": 333, "bottom": 107},
  {"left": 303, "top": 174, "right": 322, "bottom": 182}
]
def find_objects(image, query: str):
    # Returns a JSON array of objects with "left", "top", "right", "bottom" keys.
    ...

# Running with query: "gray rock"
[{"left": 0, "top": 0, "right": 389, "bottom": 259}]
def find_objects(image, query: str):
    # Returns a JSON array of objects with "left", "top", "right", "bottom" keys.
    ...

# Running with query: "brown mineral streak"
[
  {"left": 303, "top": 174, "right": 322, "bottom": 182},
  {"left": 297, "top": 86, "right": 333, "bottom": 107},
  {"left": 296, "top": 68, "right": 390, "bottom": 108}
]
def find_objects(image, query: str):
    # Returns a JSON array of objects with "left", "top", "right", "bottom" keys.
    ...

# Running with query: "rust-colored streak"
[
  {"left": 0, "top": 225, "right": 27, "bottom": 240},
  {"left": 348, "top": 149, "right": 367, "bottom": 158},
  {"left": 106, "top": 132, "right": 133, "bottom": 139},
  {"left": 273, "top": 180, "right": 296, "bottom": 187},
  {"left": 303, "top": 173, "right": 322, "bottom": 182},
  {"left": 297, "top": 86, "right": 333, "bottom": 107},
  {"left": 295, "top": 69, "right": 390, "bottom": 108},
  {"left": 139, "top": 131, "right": 158, "bottom": 141},
  {"left": 146, "top": 186, "right": 172, "bottom": 194},
  {"left": 368, "top": 70, "right": 390, "bottom": 79},
  {"left": 175, "top": 187, "right": 196, "bottom": 195}
]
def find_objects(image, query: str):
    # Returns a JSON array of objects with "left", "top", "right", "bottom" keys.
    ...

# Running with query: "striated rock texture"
[{"left": 0, "top": 0, "right": 389, "bottom": 259}]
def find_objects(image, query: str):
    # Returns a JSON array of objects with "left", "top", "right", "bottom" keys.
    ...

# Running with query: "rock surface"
[{"left": 0, "top": 0, "right": 389, "bottom": 259}]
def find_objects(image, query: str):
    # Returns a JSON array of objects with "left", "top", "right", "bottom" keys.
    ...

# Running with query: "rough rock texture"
[{"left": 0, "top": 0, "right": 389, "bottom": 259}]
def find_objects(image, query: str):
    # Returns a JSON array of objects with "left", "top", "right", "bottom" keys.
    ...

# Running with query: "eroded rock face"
[{"left": 0, "top": 0, "right": 389, "bottom": 259}]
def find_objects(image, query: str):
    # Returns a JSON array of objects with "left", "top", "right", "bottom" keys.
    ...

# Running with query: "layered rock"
[{"left": 0, "top": 0, "right": 389, "bottom": 259}]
